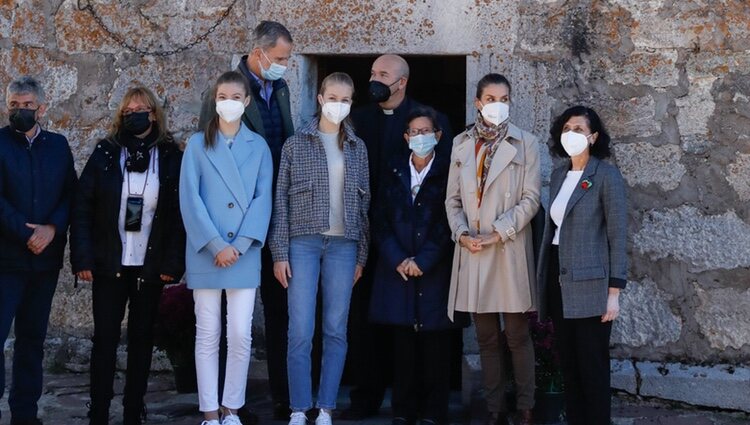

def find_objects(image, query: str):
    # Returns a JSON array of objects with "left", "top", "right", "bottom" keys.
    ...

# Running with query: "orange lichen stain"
[{"left": 183, "top": 80, "right": 190, "bottom": 88}]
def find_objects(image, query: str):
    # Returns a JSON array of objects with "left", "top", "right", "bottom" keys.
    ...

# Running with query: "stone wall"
[{"left": 1, "top": 0, "right": 748, "bottom": 367}]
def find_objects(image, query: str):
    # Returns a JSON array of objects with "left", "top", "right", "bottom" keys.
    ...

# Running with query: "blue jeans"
[
  {"left": 287, "top": 235, "right": 357, "bottom": 411},
  {"left": 0, "top": 271, "right": 59, "bottom": 421}
]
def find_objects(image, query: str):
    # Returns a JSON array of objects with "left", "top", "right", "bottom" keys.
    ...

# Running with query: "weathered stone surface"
[
  {"left": 727, "top": 153, "right": 750, "bottom": 202},
  {"left": 676, "top": 77, "right": 716, "bottom": 138},
  {"left": 614, "top": 143, "right": 686, "bottom": 191},
  {"left": 612, "top": 278, "right": 682, "bottom": 348},
  {"left": 602, "top": 50, "right": 680, "bottom": 88},
  {"left": 600, "top": 95, "right": 660, "bottom": 138},
  {"left": 1, "top": 0, "right": 749, "bottom": 375},
  {"left": 611, "top": 359, "right": 638, "bottom": 394},
  {"left": 694, "top": 284, "right": 750, "bottom": 351},
  {"left": 634, "top": 206, "right": 750, "bottom": 272},
  {"left": 639, "top": 361, "right": 750, "bottom": 411}
]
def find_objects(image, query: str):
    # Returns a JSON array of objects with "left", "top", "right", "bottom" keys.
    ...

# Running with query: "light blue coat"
[{"left": 179, "top": 124, "right": 273, "bottom": 289}]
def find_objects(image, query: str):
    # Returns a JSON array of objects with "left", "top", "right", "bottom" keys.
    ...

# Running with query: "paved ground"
[{"left": 1, "top": 371, "right": 749, "bottom": 425}]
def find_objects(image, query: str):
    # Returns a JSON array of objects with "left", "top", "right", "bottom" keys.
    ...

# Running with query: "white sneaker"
[
  {"left": 316, "top": 409, "right": 332, "bottom": 425},
  {"left": 289, "top": 411, "right": 308, "bottom": 425},
  {"left": 221, "top": 412, "right": 243, "bottom": 425},
  {"left": 201, "top": 420, "right": 220, "bottom": 425}
]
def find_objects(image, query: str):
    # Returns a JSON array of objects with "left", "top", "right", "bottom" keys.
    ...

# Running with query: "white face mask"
[
  {"left": 322, "top": 101, "right": 351, "bottom": 125},
  {"left": 560, "top": 131, "right": 591, "bottom": 157},
  {"left": 215, "top": 99, "right": 245, "bottom": 123},
  {"left": 480, "top": 101, "right": 510, "bottom": 126}
]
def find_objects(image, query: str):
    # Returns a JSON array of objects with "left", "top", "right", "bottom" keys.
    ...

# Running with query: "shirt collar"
[
  {"left": 26, "top": 125, "right": 41, "bottom": 145},
  {"left": 409, "top": 152, "right": 435, "bottom": 177}
]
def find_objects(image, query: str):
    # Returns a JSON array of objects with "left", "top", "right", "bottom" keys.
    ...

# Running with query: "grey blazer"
[{"left": 536, "top": 156, "right": 628, "bottom": 319}]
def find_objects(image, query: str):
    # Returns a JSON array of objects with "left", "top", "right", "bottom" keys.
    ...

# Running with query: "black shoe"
[
  {"left": 237, "top": 405, "right": 259, "bottom": 425},
  {"left": 87, "top": 401, "right": 109, "bottom": 425},
  {"left": 123, "top": 404, "right": 147, "bottom": 425},
  {"left": 273, "top": 402, "right": 292, "bottom": 421},
  {"left": 338, "top": 406, "right": 378, "bottom": 421},
  {"left": 10, "top": 418, "right": 43, "bottom": 425},
  {"left": 392, "top": 417, "right": 416, "bottom": 425}
]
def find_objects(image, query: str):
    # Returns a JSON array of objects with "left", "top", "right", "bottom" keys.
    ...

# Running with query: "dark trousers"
[
  {"left": 345, "top": 258, "right": 392, "bottom": 412},
  {"left": 473, "top": 312, "right": 535, "bottom": 413},
  {"left": 260, "top": 247, "right": 289, "bottom": 406},
  {"left": 392, "top": 327, "right": 452, "bottom": 423},
  {"left": 0, "top": 270, "right": 59, "bottom": 421},
  {"left": 547, "top": 246, "right": 612, "bottom": 425},
  {"left": 89, "top": 266, "right": 164, "bottom": 424}
]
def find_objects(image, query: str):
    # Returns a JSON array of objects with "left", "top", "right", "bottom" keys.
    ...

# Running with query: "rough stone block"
[
  {"left": 599, "top": 95, "right": 660, "bottom": 138},
  {"left": 638, "top": 361, "right": 750, "bottom": 411},
  {"left": 727, "top": 153, "right": 750, "bottom": 202},
  {"left": 612, "top": 278, "right": 682, "bottom": 348},
  {"left": 611, "top": 359, "right": 638, "bottom": 394},
  {"left": 694, "top": 284, "right": 750, "bottom": 350},
  {"left": 634, "top": 206, "right": 750, "bottom": 272},
  {"left": 613, "top": 143, "right": 685, "bottom": 191},
  {"left": 676, "top": 76, "right": 717, "bottom": 137},
  {"left": 603, "top": 50, "right": 680, "bottom": 88}
]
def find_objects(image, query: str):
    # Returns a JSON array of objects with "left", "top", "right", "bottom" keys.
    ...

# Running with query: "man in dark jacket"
[
  {"left": 0, "top": 76, "right": 76, "bottom": 425},
  {"left": 198, "top": 20, "right": 295, "bottom": 420},
  {"left": 343, "top": 54, "right": 453, "bottom": 419}
]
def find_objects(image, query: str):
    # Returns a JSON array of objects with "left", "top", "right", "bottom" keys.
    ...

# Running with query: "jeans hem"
[{"left": 315, "top": 402, "right": 337, "bottom": 410}]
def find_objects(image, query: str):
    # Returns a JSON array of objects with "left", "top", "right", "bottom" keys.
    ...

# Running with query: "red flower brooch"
[{"left": 581, "top": 179, "right": 593, "bottom": 190}]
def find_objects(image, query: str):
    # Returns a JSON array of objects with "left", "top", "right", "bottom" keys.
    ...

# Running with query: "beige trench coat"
[{"left": 445, "top": 123, "right": 541, "bottom": 320}]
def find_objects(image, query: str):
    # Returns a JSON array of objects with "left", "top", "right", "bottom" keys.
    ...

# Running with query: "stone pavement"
[{"left": 1, "top": 372, "right": 748, "bottom": 425}]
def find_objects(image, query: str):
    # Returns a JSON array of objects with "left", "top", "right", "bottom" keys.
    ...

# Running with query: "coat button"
[
  {"left": 510, "top": 164, "right": 515, "bottom": 170},
  {"left": 116, "top": 273, "right": 121, "bottom": 278},
  {"left": 416, "top": 202, "right": 421, "bottom": 207},
  {"left": 419, "top": 292, "right": 423, "bottom": 297},
  {"left": 561, "top": 268, "right": 567, "bottom": 275},
  {"left": 228, "top": 202, "right": 234, "bottom": 208},
  {"left": 417, "top": 232, "right": 421, "bottom": 237},
  {"left": 505, "top": 192, "right": 511, "bottom": 198},
  {"left": 228, "top": 232, "right": 234, "bottom": 238}
]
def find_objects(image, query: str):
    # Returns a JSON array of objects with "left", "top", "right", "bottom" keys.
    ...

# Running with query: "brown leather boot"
[
  {"left": 487, "top": 412, "right": 510, "bottom": 425},
  {"left": 518, "top": 409, "right": 533, "bottom": 425}
]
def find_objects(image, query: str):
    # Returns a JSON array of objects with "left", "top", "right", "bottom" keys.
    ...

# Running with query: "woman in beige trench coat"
[{"left": 445, "top": 73, "right": 541, "bottom": 425}]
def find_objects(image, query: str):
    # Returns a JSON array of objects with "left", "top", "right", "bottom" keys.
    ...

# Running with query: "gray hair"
[
  {"left": 252, "top": 20, "right": 293, "bottom": 50},
  {"left": 6, "top": 76, "right": 46, "bottom": 105}
]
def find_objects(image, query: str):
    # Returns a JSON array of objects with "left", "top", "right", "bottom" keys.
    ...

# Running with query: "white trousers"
[{"left": 193, "top": 288, "right": 256, "bottom": 412}]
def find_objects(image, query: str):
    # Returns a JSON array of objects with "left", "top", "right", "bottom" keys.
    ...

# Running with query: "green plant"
[
  {"left": 154, "top": 282, "right": 195, "bottom": 366},
  {"left": 529, "top": 312, "right": 563, "bottom": 393}
]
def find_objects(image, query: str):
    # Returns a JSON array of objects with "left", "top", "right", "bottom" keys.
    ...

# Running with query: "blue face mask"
[
  {"left": 260, "top": 49, "right": 287, "bottom": 81},
  {"left": 408, "top": 133, "right": 438, "bottom": 158}
]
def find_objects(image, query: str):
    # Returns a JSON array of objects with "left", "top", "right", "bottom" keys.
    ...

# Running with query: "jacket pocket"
[
  {"left": 571, "top": 265, "right": 606, "bottom": 281},
  {"left": 289, "top": 181, "right": 313, "bottom": 221}
]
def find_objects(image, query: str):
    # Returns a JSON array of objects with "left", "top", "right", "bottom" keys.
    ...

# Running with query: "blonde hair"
[{"left": 108, "top": 86, "right": 170, "bottom": 145}]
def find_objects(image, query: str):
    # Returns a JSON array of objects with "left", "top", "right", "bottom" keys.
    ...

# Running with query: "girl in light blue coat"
[{"left": 180, "top": 71, "right": 273, "bottom": 425}]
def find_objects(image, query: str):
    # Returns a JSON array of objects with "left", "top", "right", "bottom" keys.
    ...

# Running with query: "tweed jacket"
[
  {"left": 269, "top": 119, "right": 370, "bottom": 266},
  {"left": 179, "top": 124, "right": 273, "bottom": 289},
  {"left": 536, "top": 156, "right": 628, "bottom": 319},
  {"left": 445, "top": 123, "right": 541, "bottom": 320}
]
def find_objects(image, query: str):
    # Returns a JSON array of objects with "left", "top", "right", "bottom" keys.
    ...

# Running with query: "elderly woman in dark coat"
[{"left": 369, "top": 106, "right": 469, "bottom": 425}]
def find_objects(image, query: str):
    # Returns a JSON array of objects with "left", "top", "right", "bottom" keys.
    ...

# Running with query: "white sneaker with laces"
[
  {"left": 221, "top": 412, "right": 243, "bottom": 425},
  {"left": 201, "top": 420, "right": 220, "bottom": 425},
  {"left": 316, "top": 409, "right": 333, "bottom": 425},
  {"left": 289, "top": 411, "right": 308, "bottom": 425}
]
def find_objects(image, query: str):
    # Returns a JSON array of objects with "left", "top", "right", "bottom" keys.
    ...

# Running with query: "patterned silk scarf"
[{"left": 472, "top": 114, "right": 509, "bottom": 207}]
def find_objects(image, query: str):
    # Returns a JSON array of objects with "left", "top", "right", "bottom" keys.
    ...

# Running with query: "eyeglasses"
[
  {"left": 122, "top": 107, "right": 152, "bottom": 116},
  {"left": 406, "top": 127, "right": 437, "bottom": 137}
]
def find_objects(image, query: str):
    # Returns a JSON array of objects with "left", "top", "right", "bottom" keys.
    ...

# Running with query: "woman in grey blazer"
[{"left": 536, "top": 106, "right": 627, "bottom": 425}]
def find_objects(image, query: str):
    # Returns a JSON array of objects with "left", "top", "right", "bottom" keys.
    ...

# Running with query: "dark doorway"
[{"left": 316, "top": 55, "right": 467, "bottom": 134}]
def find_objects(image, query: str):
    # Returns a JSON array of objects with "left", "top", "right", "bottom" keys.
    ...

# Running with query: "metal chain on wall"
[{"left": 76, "top": 0, "right": 239, "bottom": 57}]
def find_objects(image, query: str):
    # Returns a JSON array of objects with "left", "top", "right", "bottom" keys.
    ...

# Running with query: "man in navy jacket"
[{"left": 0, "top": 76, "right": 76, "bottom": 425}]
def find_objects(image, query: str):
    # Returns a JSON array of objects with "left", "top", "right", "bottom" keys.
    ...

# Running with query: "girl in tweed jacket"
[{"left": 269, "top": 72, "right": 370, "bottom": 425}]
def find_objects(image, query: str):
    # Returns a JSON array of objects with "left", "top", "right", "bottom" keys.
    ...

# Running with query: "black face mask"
[
  {"left": 9, "top": 108, "right": 38, "bottom": 133},
  {"left": 368, "top": 80, "right": 398, "bottom": 103},
  {"left": 122, "top": 111, "right": 152, "bottom": 135}
]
